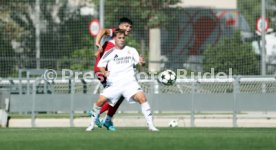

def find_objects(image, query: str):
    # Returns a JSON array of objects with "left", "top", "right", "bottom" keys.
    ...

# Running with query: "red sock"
[
  {"left": 107, "top": 97, "right": 124, "bottom": 117},
  {"left": 100, "top": 102, "right": 110, "bottom": 114}
]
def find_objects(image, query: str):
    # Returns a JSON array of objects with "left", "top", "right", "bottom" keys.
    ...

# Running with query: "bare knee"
[
  {"left": 132, "top": 92, "right": 147, "bottom": 104},
  {"left": 96, "top": 95, "right": 108, "bottom": 106}
]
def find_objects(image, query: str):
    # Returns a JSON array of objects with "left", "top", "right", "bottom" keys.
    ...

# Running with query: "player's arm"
[
  {"left": 132, "top": 48, "right": 145, "bottom": 65},
  {"left": 97, "top": 49, "right": 114, "bottom": 76},
  {"left": 94, "top": 28, "right": 113, "bottom": 56}
]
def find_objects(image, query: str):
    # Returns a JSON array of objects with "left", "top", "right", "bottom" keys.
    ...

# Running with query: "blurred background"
[
  {"left": 1, "top": 0, "right": 276, "bottom": 128},
  {"left": 0, "top": 0, "right": 276, "bottom": 76}
]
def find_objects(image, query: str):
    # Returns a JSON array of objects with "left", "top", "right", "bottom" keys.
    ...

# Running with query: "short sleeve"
[
  {"left": 97, "top": 49, "right": 115, "bottom": 67},
  {"left": 132, "top": 48, "right": 140, "bottom": 65}
]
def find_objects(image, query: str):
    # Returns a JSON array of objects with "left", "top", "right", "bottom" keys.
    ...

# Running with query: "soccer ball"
[
  {"left": 169, "top": 120, "right": 178, "bottom": 127},
  {"left": 158, "top": 69, "right": 177, "bottom": 85}
]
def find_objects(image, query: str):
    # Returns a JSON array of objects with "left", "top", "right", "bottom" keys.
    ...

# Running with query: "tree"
[
  {"left": 238, "top": 0, "right": 261, "bottom": 32},
  {"left": 0, "top": 0, "right": 30, "bottom": 77},
  {"left": 0, "top": 0, "right": 96, "bottom": 76},
  {"left": 92, "top": 0, "right": 180, "bottom": 72},
  {"left": 266, "top": 0, "right": 276, "bottom": 30},
  {"left": 203, "top": 32, "right": 260, "bottom": 75},
  {"left": 238, "top": 0, "right": 276, "bottom": 31}
]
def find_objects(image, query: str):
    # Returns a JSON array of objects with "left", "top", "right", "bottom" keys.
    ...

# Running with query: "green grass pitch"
[{"left": 1, "top": 128, "right": 276, "bottom": 150}]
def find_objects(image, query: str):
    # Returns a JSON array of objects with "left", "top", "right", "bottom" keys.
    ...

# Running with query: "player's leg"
[
  {"left": 102, "top": 96, "right": 124, "bottom": 131},
  {"left": 99, "top": 77, "right": 109, "bottom": 115},
  {"left": 131, "top": 92, "right": 158, "bottom": 131},
  {"left": 88, "top": 102, "right": 109, "bottom": 128},
  {"left": 100, "top": 102, "right": 110, "bottom": 114},
  {"left": 87, "top": 84, "right": 121, "bottom": 131},
  {"left": 88, "top": 76, "right": 108, "bottom": 128},
  {"left": 86, "top": 95, "right": 108, "bottom": 131},
  {"left": 91, "top": 101, "right": 111, "bottom": 128},
  {"left": 107, "top": 96, "right": 123, "bottom": 117},
  {"left": 123, "top": 82, "right": 158, "bottom": 131}
]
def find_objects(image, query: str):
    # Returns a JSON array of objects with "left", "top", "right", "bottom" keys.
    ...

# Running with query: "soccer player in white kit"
[{"left": 86, "top": 29, "right": 158, "bottom": 131}]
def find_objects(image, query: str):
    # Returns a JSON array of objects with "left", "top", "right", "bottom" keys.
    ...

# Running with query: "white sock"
[
  {"left": 141, "top": 101, "right": 154, "bottom": 128},
  {"left": 104, "top": 115, "right": 112, "bottom": 123},
  {"left": 90, "top": 103, "right": 101, "bottom": 124}
]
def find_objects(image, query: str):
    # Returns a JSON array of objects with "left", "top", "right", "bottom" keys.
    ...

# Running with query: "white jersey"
[{"left": 97, "top": 45, "right": 140, "bottom": 85}]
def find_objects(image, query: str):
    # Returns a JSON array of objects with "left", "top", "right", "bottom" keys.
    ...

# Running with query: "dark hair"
[
  {"left": 119, "top": 17, "right": 133, "bottom": 25},
  {"left": 112, "top": 28, "right": 126, "bottom": 37}
]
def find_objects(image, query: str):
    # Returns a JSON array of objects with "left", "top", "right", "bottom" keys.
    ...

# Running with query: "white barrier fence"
[{"left": 1, "top": 76, "right": 276, "bottom": 127}]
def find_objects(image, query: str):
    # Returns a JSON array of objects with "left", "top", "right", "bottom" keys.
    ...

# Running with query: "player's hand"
[
  {"left": 139, "top": 56, "right": 145, "bottom": 65},
  {"left": 94, "top": 44, "right": 103, "bottom": 57}
]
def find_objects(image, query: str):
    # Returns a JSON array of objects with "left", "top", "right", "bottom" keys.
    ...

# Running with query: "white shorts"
[{"left": 100, "top": 80, "right": 143, "bottom": 107}]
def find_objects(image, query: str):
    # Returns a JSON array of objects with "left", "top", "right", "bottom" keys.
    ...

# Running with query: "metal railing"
[{"left": 1, "top": 75, "right": 276, "bottom": 127}]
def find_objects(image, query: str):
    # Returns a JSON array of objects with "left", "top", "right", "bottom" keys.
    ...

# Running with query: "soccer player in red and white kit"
[
  {"left": 89, "top": 17, "right": 133, "bottom": 131},
  {"left": 86, "top": 29, "right": 158, "bottom": 132}
]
